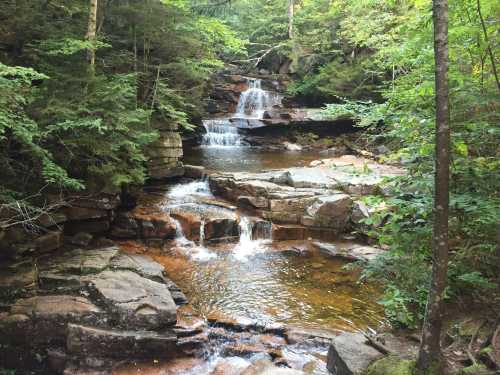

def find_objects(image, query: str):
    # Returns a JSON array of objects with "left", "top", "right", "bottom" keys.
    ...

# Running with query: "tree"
[
  {"left": 416, "top": 0, "right": 451, "bottom": 373},
  {"left": 86, "top": 0, "right": 98, "bottom": 69},
  {"left": 288, "top": 0, "right": 294, "bottom": 39}
]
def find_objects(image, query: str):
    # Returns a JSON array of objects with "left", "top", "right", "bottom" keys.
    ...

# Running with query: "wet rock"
[
  {"left": 326, "top": 332, "right": 383, "bottom": 375},
  {"left": 88, "top": 270, "right": 177, "bottom": 329},
  {"left": 210, "top": 357, "right": 251, "bottom": 375},
  {"left": 171, "top": 210, "right": 201, "bottom": 241},
  {"left": 141, "top": 217, "right": 176, "bottom": 239},
  {"left": 302, "top": 194, "right": 352, "bottom": 231},
  {"left": 147, "top": 131, "right": 184, "bottom": 180},
  {"left": 272, "top": 225, "right": 306, "bottom": 241},
  {"left": 241, "top": 359, "right": 305, "bottom": 375},
  {"left": 184, "top": 165, "right": 206, "bottom": 179},
  {"left": 35, "top": 230, "right": 63, "bottom": 253},
  {"left": 69, "top": 232, "right": 94, "bottom": 247},
  {"left": 223, "top": 343, "right": 267, "bottom": 358},
  {"left": 284, "top": 142, "right": 302, "bottom": 151},
  {"left": 111, "top": 213, "right": 140, "bottom": 239},
  {"left": 205, "top": 218, "right": 240, "bottom": 241},
  {"left": 67, "top": 324, "right": 177, "bottom": 359}
]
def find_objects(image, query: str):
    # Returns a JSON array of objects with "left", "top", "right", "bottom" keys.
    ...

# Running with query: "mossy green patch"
[{"left": 366, "top": 356, "right": 415, "bottom": 375}]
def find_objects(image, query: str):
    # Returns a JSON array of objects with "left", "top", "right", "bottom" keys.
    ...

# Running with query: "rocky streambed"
[{"left": 0, "top": 74, "right": 421, "bottom": 375}]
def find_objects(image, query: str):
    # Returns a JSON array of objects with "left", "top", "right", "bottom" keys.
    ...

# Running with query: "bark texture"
[
  {"left": 86, "top": 0, "right": 98, "bottom": 68},
  {"left": 288, "top": 0, "right": 294, "bottom": 39},
  {"left": 416, "top": 0, "right": 451, "bottom": 374}
]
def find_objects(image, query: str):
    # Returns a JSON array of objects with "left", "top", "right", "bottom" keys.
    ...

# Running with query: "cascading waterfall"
[
  {"left": 202, "top": 119, "right": 241, "bottom": 146},
  {"left": 233, "top": 217, "right": 272, "bottom": 261},
  {"left": 235, "top": 78, "right": 281, "bottom": 119},
  {"left": 202, "top": 77, "right": 282, "bottom": 147}
]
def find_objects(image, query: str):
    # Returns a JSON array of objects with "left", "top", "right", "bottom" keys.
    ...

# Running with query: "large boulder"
[
  {"left": 302, "top": 194, "right": 352, "bottom": 231},
  {"left": 327, "top": 332, "right": 383, "bottom": 375},
  {"left": 88, "top": 270, "right": 177, "bottom": 329}
]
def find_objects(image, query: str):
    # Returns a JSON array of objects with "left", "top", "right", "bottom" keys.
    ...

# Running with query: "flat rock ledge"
[
  {"left": 207, "top": 155, "right": 405, "bottom": 237},
  {"left": 0, "top": 246, "right": 197, "bottom": 373}
]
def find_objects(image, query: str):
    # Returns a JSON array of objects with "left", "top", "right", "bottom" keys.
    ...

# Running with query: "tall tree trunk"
[
  {"left": 86, "top": 0, "right": 98, "bottom": 70},
  {"left": 288, "top": 0, "right": 294, "bottom": 39},
  {"left": 416, "top": 0, "right": 451, "bottom": 374},
  {"left": 476, "top": 0, "right": 500, "bottom": 91}
]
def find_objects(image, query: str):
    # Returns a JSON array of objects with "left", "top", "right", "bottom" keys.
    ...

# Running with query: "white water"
[
  {"left": 235, "top": 78, "right": 281, "bottom": 119},
  {"left": 233, "top": 217, "right": 272, "bottom": 261},
  {"left": 202, "top": 77, "right": 282, "bottom": 147},
  {"left": 202, "top": 119, "right": 241, "bottom": 147}
]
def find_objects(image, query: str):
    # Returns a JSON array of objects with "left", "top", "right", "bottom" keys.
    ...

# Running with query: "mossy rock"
[{"left": 366, "top": 356, "right": 415, "bottom": 375}]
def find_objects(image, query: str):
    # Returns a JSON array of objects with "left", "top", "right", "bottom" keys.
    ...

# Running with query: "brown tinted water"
[
  {"left": 183, "top": 147, "right": 324, "bottom": 172},
  {"left": 121, "top": 241, "right": 386, "bottom": 333}
]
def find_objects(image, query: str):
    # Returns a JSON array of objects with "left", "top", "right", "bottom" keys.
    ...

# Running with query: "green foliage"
[{"left": 0, "top": 0, "right": 247, "bottom": 200}]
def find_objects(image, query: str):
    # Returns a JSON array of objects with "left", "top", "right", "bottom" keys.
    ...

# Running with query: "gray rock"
[
  {"left": 303, "top": 194, "right": 352, "bottom": 231},
  {"left": 327, "top": 332, "right": 383, "bottom": 375},
  {"left": 8, "top": 295, "right": 104, "bottom": 344},
  {"left": 69, "top": 232, "right": 93, "bottom": 247},
  {"left": 66, "top": 324, "right": 177, "bottom": 359},
  {"left": 110, "top": 253, "right": 165, "bottom": 283},
  {"left": 88, "top": 270, "right": 177, "bottom": 329},
  {"left": 35, "top": 231, "right": 63, "bottom": 253},
  {"left": 242, "top": 359, "right": 305, "bottom": 375}
]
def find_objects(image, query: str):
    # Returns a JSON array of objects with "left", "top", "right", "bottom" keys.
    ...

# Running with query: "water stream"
[
  {"left": 202, "top": 77, "right": 281, "bottom": 147},
  {"left": 125, "top": 76, "right": 386, "bottom": 374}
]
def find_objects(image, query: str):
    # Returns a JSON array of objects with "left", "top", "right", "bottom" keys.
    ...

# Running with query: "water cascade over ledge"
[{"left": 202, "top": 77, "right": 282, "bottom": 147}]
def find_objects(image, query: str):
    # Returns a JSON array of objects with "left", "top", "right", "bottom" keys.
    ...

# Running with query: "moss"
[{"left": 366, "top": 356, "right": 415, "bottom": 375}]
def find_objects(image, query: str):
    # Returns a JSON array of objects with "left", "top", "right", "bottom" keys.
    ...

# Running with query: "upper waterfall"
[{"left": 202, "top": 77, "right": 282, "bottom": 147}]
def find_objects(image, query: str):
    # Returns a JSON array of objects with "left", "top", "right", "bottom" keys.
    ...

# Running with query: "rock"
[
  {"left": 184, "top": 165, "right": 206, "bottom": 179},
  {"left": 69, "top": 232, "right": 93, "bottom": 247},
  {"left": 326, "top": 332, "right": 383, "bottom": 375},
  {"left": 65, "top": 206, "right": 108, "bottom": 221},
  {"left": 366, "top": 356, "right": 415, "bottom": 375},
  {"left": 111, "top": 213, "right": 139, "bottom": 239},
  {"left": 9, "top": 295, "right": 104, "bottom": 344},
  {"left": 272, "top": 225, "right": 306, "bottom": 241},
  {"left": 110, "top": 253, "right": 166, "bottom": 283},
  {"left": 35, "top": 231, "right": 63, "bottom": 253},
  {"left": 241, "top": 359, "right": 305, "bottom": 375},
  {"left": 204, "top": 218, "right": 239, "bottom": 241},
  {"left": 302, "top": 194, "right": 352, "bottom": 231},
  {"left": 88, "top": 270, "right": 177, "bottom": 329},
  {"left": 312, "top": 242, "right": 383, "bottom": 262},
  {"left": 171, "top": 210, "right": 202, "bottom": 241},
  {"left": 238, "top": 196, "right": 269, "bottom": 209},
  {"left": 375, "top": 145, "right": 390, "bottom": 155},
  {"left": 140, "top": 217, "right": 176, "bottom": 239},
  {"left": 0, "top": 262, "right": 37, "bottom": 301},
  {"left": 66, "top": 324, "right": 177, "bottom": 359},
  {"left": 284, "top": 142, "right": 302, "bottom": 151},
  {"left": 65, "top": 219, "right": 111, "bottom": 235}
]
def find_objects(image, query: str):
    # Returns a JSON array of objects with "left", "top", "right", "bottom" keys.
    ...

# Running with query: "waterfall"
[
  {"left": 233, "top": 217, "right": 272, "bottom": 261},
  {"left": 235, "top": 78, "right": 281, "bottom": 119},
  {"left": 202, "top": 119, "right": 241, "bottom": 147},
  {"left": 202, "top": 78, "right": 282, "bottom": 147}
]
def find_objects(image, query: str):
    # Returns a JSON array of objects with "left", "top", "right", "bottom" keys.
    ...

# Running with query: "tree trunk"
[
  {"left": 288, "top": 0, "right": 294, "bottom": 39},
  {"left": 416, "top": 0, "right": 451, "bottom": 374},
  {"left": 86, "top": 0, "right": 98, "bottom": 70}
]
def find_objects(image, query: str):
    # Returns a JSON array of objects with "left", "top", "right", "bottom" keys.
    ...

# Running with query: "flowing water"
[
  {"left": 202, "top": 77, "right": 281, "bottom": 147},
  {"left": 123, "top": 77, "right": 386, "bottom": 374}
]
